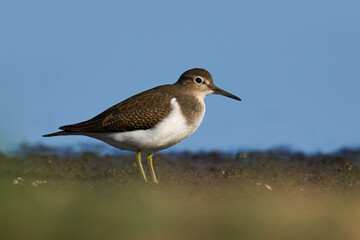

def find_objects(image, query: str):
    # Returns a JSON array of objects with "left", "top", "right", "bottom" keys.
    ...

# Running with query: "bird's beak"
[{"left": 212, "top": 86, "right": 241, "bottom": 101}]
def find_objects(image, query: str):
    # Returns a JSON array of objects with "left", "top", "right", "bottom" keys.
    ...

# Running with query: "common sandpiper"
[{"left": 43, "top": 68, "right": 241, "bottom": 183}]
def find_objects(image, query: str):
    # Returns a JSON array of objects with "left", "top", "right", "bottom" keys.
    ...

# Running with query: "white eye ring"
[{"left": 194, "top": 77, "right": 203, "bottom": 84}]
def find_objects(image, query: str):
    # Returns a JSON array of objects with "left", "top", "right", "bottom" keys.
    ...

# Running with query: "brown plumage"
[{"left": 44, "top": 68, "right": 241, "bottom": 138}]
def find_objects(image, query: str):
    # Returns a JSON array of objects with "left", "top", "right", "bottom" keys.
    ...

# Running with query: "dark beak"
[{"left": 213, "top": 86, "right": 241, "bottom": 101}]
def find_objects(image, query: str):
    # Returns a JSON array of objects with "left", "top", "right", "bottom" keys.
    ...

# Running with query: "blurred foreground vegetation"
[{"left": 1, "top": 146, "right": 360, "bottom": 240}]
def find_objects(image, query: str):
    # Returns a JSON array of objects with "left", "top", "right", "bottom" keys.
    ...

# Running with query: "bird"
[{"left": 43, "top": 68, "right": 241, "bottom": 183}]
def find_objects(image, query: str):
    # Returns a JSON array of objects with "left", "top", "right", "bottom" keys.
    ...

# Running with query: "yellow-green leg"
[
  {"left": 136, "top": 152, "right": 147, "bottom": 182},
  {"left": 147, "top": 154, "right": 158, "bottom": 184}
]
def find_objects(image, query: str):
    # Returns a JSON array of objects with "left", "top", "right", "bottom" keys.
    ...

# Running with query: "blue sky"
[{"left": 1, "top": 0, "right": 359, "bottom": 153}]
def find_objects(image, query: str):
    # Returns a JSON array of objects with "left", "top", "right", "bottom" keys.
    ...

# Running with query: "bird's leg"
[
  {"left": 147, "top": 154, "right": 158, "bottom": 184},
  {"left": 136, "top": 152, "right": 147, "bottom": 182}
]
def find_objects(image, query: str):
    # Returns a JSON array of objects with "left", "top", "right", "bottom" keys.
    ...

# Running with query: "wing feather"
[{"left": 60, "top": 86, "right": 174, "bottom": 133}]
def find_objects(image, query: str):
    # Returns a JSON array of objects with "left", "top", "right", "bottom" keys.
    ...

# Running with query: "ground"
[{"left": 1, "top": 146, "right": 360, "bottom": 240}]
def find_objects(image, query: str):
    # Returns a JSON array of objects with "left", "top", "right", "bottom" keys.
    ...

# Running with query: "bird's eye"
[{"left": 194, "top": 77, "right": 203, "bottom": 84}]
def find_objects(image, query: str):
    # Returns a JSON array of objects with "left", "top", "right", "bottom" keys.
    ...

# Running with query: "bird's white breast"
[{"left": 87, "top": 98, "right": 205, "bottom": 153}]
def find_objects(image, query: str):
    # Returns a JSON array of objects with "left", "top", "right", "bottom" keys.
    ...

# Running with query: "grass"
[{"left": 1, "top": 148, "right": 360, "bottom": 240}]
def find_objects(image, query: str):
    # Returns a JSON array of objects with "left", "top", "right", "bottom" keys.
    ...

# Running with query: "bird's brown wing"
[{"left": 59, "top": 86, "right": 174, "bottom": 133}]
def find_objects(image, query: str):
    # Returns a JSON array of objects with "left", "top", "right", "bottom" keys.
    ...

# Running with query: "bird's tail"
[{"left": 43, "top": 131, "right": 69, "bottom": 137}]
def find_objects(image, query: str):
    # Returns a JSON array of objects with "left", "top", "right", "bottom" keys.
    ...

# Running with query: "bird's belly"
[
  {"left": 90, "top": 123, "right": 195, "bottom": 153},
  {"left": 87, "top": 98, "right": 205, "bottom": 153}
]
